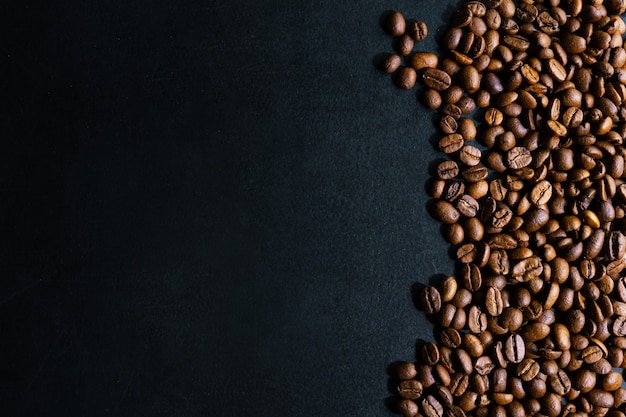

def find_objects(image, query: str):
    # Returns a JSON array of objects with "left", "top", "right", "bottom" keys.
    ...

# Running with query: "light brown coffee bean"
[{"left": 438, "top": 134, "right": 464, "bottom": 154}]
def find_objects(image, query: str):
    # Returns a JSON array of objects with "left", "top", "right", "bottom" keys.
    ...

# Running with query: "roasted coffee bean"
[
  {"left": 423, "top": 68, "right": 452, "bottom": 91},
  {"left": 431, "top": 200, "right": 460, "bottom": 224},
  {"left": 517, "top": 358, "right": 540, "bottom": 381},
  {"left": 396, "top": 399, "right": 419, "bottom": 417},
  {"left": 398, "top": 380, "right": 424, "bottom": 400},
  {"left": 439, "top": 115, "right": 458, "bottom": 134},
  {"left": 419, "top": 285, "right": 442, "bottom": 314},
  {"left": 504, "top": 333, "right": 525, "bottom": 363},
  {"left": 395, "top": 67, "right": 417, "bottom": 90},
  {"left": 437, "top": 160, "right": 459, "bottom": 180},
  {"left": 485, "top": 286, "right": 503, "bottom": 316},
  {"left": 386, "top": 11, "right": 406, "bottom": 36},
  {"left": 422, "top": 395, "right": 444, "bottom": 417},
  {"left": 438, "top": 134, "right": 464, "bottom": 154},
  {"left": 383, "top": 54, "right": 402, "bottom": 73},
  {"left": 459, "top": 146, "right": 481, "bottom": 166},
  {"left": 408, "top": 20, "right": 428, "bottom": 41},
  {"left": 456, "top": 194, "right": 479, "bottom": 217},
  {"left": 397, "top": 34, "right": 414, "bottom": 56},
  {"left": 420, "top": 342, "right": 440, "bottom": 365}
]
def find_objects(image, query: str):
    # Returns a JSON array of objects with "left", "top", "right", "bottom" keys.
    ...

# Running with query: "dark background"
[{"left": 0, "top": 0, "right": 457, "bottom": 415}]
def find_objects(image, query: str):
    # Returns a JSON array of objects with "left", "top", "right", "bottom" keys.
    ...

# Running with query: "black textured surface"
[{"left": 0, "top": 1, "right": 455, "bottom": 415}]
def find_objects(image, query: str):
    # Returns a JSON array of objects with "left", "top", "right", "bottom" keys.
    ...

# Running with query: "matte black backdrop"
[{"left": 1, "top": 0, "right": 459, "bottom": 415}]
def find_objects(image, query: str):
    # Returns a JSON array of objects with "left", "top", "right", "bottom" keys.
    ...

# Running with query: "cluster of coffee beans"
[
  {"left": 381, "top": 11, "right": 430, "bottom": 89},
  {"left": 382, "top": 1, "right": 626, "bottom": 417}
]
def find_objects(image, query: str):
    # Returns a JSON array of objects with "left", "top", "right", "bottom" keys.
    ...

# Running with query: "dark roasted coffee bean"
[
  {"left": 408, "top": 20, "right": 428, "bottom": 41},
  {"left": 422, "top": 395, "right": 444, "bottom": 417},
  {"left": 419, "top": 285, "right": 442, "bottom": 314},
  {"left": 383, "top": 54, "right": 402, "bottom": 73},
  {"left": 431, "top": 200, "right": 460, "bottom": 224},
  {"left": 423, "top": 68, "right": 452, "bottom": 91},
  {"left": 439, "top": 115, "right": 458, "bottom": 134},
  {"left": 485, "top": 286, "right": 503, "bottom": 316},
  {"left": 504, "top": 333, "right": 525, "bottom": 363},
  {"left": 395, "top": 67, "right": 417, "bottom": 90},
  {"left": 517, "top": 358, "right": 539, "bottom": 381},
  {"left": 386, "top": 11, "right": 406, "bottom": 36},
  {"left": 398, "top": 380, "right": 424, "bottom": 400},
  {"left": 437, "top": 160, "right": 459, "bottom": 179},
  {"left": 438, "top": 134, "right": 464, "bottom": 154},
  {"left": 456, "top": 194, "right": 479, "bottom": 217}
]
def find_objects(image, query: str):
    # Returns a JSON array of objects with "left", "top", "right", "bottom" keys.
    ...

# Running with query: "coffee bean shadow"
[
  {"left": 379, "top": 10, "right": 397, "bottom": 32},
  {"left": 372, "top": 52, "right": 391, "bottom": 72}
]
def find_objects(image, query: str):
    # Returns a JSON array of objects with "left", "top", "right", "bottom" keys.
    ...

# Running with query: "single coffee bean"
[
  {"left": 517, "top": 358, "right": 540, "bottom": 381},
  {"left": 395, "top": 67, "right": 417, "bottom": 90},
  {"left": 437, "top": 160, "right": 459, "bottom": 179},
  {"left": 419, "top": 285, "right": 442, "bottom": 314},
  {"left": 612, "top": 316, "right": 626, "bottom": 336},
  {"left": 420, "top": 342, "right": 440, "bottom": 365},
  {"left": 397, "top": 34, "right": 414, "bottom": 56},
  {"left": 396, "top": 399, "right": 418, "bottom": 417},
  {"left": 456, "top": 194, "right": 479, "bottom": 217},
  {"left": 422, "top": 395, "right": 444, "bottom": 417},
  {"left": 459, "top": 145, "right": 481, "bottom": 166},
  {"left": 439, "top": 115, "right": 458, "bottom": 134},
  {"left": 410, "top": 53, "right": 438, "bottom": 71},
  {"left": 520, "top": 322, "right": 550, "bottom": 342},
  {"left": 549, "top": 370, "right": 572, "bottom": 395},
  {"left": 507, "top": 146, "right": 532, "bottom": 169},
  {"left": 504, "top": 333, "right": 525, "bottom": 363},
  {"left": 438, "top": 133, "right": 464, "bottom": 154},
  {"left": 581, "top": 345, "right": 604, "bottom": 364},
  {"left": 485, "top": 286, "right": 503, "bottom": 316},
  {"left": 398, "top": 380, "right": 424, "bottom": 400},
  {"left": 468, "top": 305, "right": 487, "bottom": 334},
  {"left": 395, "top": 362, "right": 417, "bottom": 380},
  {"left": 383, "top": 54, "right": 402, "bottom": 73},
  {"left": 386, "top": 11, "right": 406, "bottom": 36},
  {"left": 408, "top": 20, "right": 428, "bottom": 41},
  {"left": 422, "top": 68, "right": 452, "bottom": 91},
  {"left": 530, "top": 180, "right": 553, "bottom": 206},
  {"left": 430, "top": 200, "right": 460, "bottom": 224}
]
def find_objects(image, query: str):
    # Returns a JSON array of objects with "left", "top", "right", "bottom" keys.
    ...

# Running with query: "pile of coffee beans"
[{"left": 380, "top": 1, "right": 626, "bottom": 417}]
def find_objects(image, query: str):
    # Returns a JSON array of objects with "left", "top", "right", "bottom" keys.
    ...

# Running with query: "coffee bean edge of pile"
[{"left": 379, "top": 1, "right": 626, "bottom": 417}]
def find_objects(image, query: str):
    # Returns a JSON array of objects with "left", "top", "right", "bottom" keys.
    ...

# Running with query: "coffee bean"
[
  {"left": 517, "top": 358, "right": 540, "bottom": 381},
  {"left": 504, "top": 333, "right": 525, "bottom": 363},
  {"left": 422, "top": 395, "right": 444, "bottom": 417},
  {"left": 422, "top": 68, "right": 452, "bottom": 91},
  {"left": 398, "top": 380, "right": 424, "bottom": 400},
  {"left": 420, "top": 342, "right": 440, "bottom": 365},
  {"left": 459, "top": 146, "right": 481, "bottom": 166},
  {"left": 613, "top": 316, "right": 626, "bottom": 336},
  {"left": 396, "top": 399, "right": 418, "bottom": 417},
  {"left": 581, "top": 345, "right": 604, "bottom": 364},
  {"left": 438, "top": 134, "right": 464, "bottom": 154},
  {"left": 386, "top": 11, "right": 406, "bottom": 36},
  {"left": 507, "top": 146, "right": 532, "bottom": 169},
  {"left": 419, "top": 285, "right": 442, "bottom": 314},
  {"left": 397, "top": 34, "right": 414, "bottom": 56},
  {"left": 456, "top": 194, "right": 479, "bottom": 217},
  {"left": 409, "top": 52, "right": 438, "bottom": 71},
  {"left": 431, "top": 200, "right": 460, "bottom": 224},
  {"left": 521, "top": 322, "right": 550, "bottom": 342},
  {"left": 408, "top": 20, "right": 428, "bottom": 41},
  {"left": 439, "top": 115, "right": 458, "bottom": 134},
  {"left": 485, "top": 286, "right": 503, "bottom": 316},
  {"left": 395, "top": 67, "right": 417, "bottom": 90},
  {"left": 437, "top": 160, "right": 459, "bottom": 180}
]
